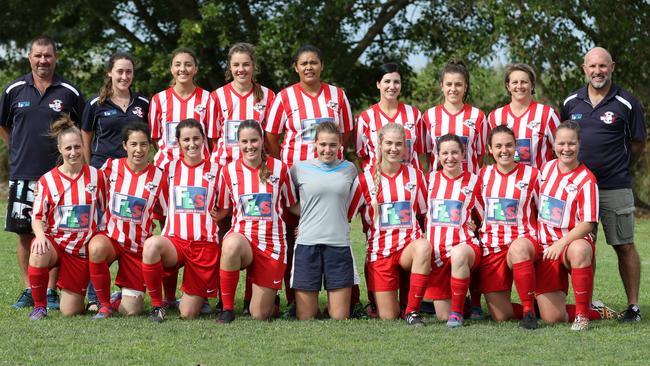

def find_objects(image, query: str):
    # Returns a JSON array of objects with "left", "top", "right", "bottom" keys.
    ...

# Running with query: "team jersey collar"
[
  {"left": 314, "top": 158, "right": 342, "bottom": 171},
  {"left": 576, "top": 83, "right": 620, "bottom": 107},
  {"left": 441, "top": 103, "right": 468, "bottom": 117},
  {"left": 495, "top": 162, "right": 520, "bottom": 177},
  {"left": 440, "top": 169, "right": 465, "bottom": 182},
  {"left": 380, "top": 164, "right": 404, "bottom": 180},
  {"left": 374, "top": 102, "right": 403, "bottom": 122},
  {"left": 507, "top": 100, "right": 537, "bottom": 119},
  {"left": 25, "top": 72, "right": 62, "bottom": 87},
  {"left": 170, "top": 86, "right": 198, "bottom": 102},
  {"left": 228, "top": 82, "right": 254, "bottom": 99},
  {"left": 55, "top": 164, "right": 87, "bottom": 183},
  {"left": 104, "top": 90, "right": 135, "bottom": 109},
  {"left": 554, "top": 159, "right": 582, "bottom": 177},
  {"left": 240, "top": 158, "right": 264, "bottom": 171},
  {"left": 122, "top": 158, "right": 151, "bottom": 176},
  {"left": 181, "top": 157, "right": 206, "bottom": 169},
  {"left": 297, "top": 82, "right": 324, "bottom": 100}
]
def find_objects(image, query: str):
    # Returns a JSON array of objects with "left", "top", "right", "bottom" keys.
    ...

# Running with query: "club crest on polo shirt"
[
  {"left": 17, "top": 101, "right": 30, "bottom": 108},
  {"left": 132, "top": 106, "right": 144, "bottom": 118},
  {"left": 485, "top": 197, "right": 518, "bottom": 224},
  {"left": 379, "top": 201, "right": 412, "bottom": 229},
  {"left": 539, "top": 194, "right": 565, "bottom": 226},
  {"left": 429, "top": 199, "right": 463, "bottom": 226},
  {"left": 514, "top": 138, "right": 531, "bottom": 164},
  {"left": 166, "top": 121, "right": 180, "bottom": 145},
  {"left": 600, "top": 111, "right": 616, "bottom": 124},
  {"left": 225, "top": 120, "right": 243, "bottom": 146},
  {"left": 49, "top": 99, "right": 63, "bottom": 112},
  {"left": 301, "top": 117, "right": 334, "bottom": 142},
  {"left": 57, "top": 205, "right": 91, "bottom": 231},
  {"left": 240, "top": 193, "right": 273, "bottom": 220},
  {"left": 112, "top": 193, "right": 146, "bottom": 223},
  {"left": 174, "top": 186, "right": 207, "bottom": 213}
]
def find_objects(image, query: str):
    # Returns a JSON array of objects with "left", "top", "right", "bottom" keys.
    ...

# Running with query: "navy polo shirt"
[
  {"left": 561, "top": 84, "right": 646, "bottom": 189},
  {"left": 0, "top": 73, "right": 85, "bottom": 180},
  {"left": 81, "top": 92, "right": 149, "bottom": 168}
]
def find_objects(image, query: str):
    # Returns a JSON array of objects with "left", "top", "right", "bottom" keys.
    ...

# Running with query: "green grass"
[{"left": 1, "top": 201, "right": 649, "bottom": 365}]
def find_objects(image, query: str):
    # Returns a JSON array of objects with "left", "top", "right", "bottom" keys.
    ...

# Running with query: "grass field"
[{"left": 1, "top": 202, "right": 649, "bottom": 365}]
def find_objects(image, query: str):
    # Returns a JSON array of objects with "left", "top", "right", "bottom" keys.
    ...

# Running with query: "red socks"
[
  {"left": 28, "top": 266, "right": 49, "bottom": 308},
  {"left": 162, "top": 269, "right": 179, "bottom": 302},
  {"left": 405, "top": 273, "right": 428, "bottom": 314},
  {"left": 571, "top": 266, "right": 594, "bottom": 317},
  {"left": 89, "top": 261, "right": 111, "bottom": 308},
  {"left": 220, "top": 269, "right": 240, "bottom": 311},
  {"left": 512, "top": 302, "right": 524, "bottom": 319},
  {"left": 142, "top": 261, "right": 163, "bottom": 307},
  {"left": 512, "top": 261, "right": 536, "bottom": 313},
  {"left": 450, "top": 276, "right": 470, "bottom": 314},
  {"left": 244, "top": 269, "right": 253, "bottom": 302}
]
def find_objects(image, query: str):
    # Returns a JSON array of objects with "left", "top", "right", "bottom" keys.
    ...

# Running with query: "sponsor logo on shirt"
[
  {"left": 570, "top": 114, "right": 582, "bottom": 120},
  {"left": 539, "top": 194, "right": 565, "bottom": 226},
  {"left": 112, "top": 193, "right": 146, "bottom": 223},
  {"left": 485, "top": 197, "right": 518, "bottom": 224},
  {"left": 300, "top": 117, "right": 334, "bottom": 142},
  {"left": 514, "top": 138, "right": 531, "bottom": 164},
  {"left": 240, "top": 193, "right": 273, "bottom": 220},
  {"left": 600, "top": 111, "right": 616, "bottom": 124},
  {"left": 174, "top": 186, "right": 207, "bottom": 213},
  {"left": 379, "top": 201, "right": 412, "bottom": 229},
  {"left": 49, "top": 99, "right": 63, "bottom": 112},
  {"left": 132, "top": 106, "right": 144, "bottom": 118},
  {"left": 17, "top": 101, "right": 30, "bottom": 108},
  {"left": 103, "top": 109, "right": 118, "bottom": 117},
  {"left": 429, "top": 199, "right": 463, "bottom": 226},
  {"left": 58, "top": 205, "right": 91, "bottom": 231},
  {"left": 225, "top": 120, "right": 243, "bottom": 146}
]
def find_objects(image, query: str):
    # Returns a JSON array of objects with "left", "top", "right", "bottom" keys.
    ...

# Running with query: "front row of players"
[{"left": 27, "top": 116, "right": 603, "bottom": 330}]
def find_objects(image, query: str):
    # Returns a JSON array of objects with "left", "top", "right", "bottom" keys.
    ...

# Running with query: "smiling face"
[
  {"left": 488, "top": 131, "right": 516, "bottom": 170},
  {"left": 506, "top": 70, "right": 533, "bottom": 103},
  {"left": 441, "top": 72, "right": 467, "bottom": 106},
  {"left": 582, "top": 48, "right": 615, "bottom": 90},
  {"left": 29, "top": 43, "right": 57, "bottom": 80},
  {"left": 108, "top": 58, "right": 134, "bottom": 94},
  {"left": 554, "top": 128, "right": 580, "bottom": 167},
  {"left": 377, "top": 72, "right": 401, "bottom": 102},
  {"left": 178, "top": 126, "right": 204, "bottom": 161},
  {"left": 315, "top": 131, "right": 341, "bottom": 164},
  {"left": 170, "top": 52, "right": 198, "bottom": 86},
  {"left": 58, "top": 132, "right": 83, "bottom": 167},
  {"left": 380, "top": 130, "right": 405, "bottom": 165},
  {"left": 237, "top": 127, "right": 263, "bottom": 164},
  {"left": 294, "top": 51, "right": 322, "bottom": 86},
  {"left": 437, "top": 139, "right": 464, "bottom": 175},
  {"left": 123, "top": 130, "right": 150, "bottom": 168},
  {"left": 229, "top": 51, "right": 254, "bottom": 86}
]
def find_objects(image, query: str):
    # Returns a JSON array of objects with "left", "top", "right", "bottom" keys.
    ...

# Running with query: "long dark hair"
[
  {"left": 237, "top": 120, "right": 269, "bottom": 184},
  {"left": 98, "top": 52, "right": 136, "bottom": 105}
]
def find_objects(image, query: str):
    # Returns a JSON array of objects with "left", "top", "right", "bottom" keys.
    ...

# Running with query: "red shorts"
[
  {"left": 103, "top": 236, "right": 145, "bottom": 292},
  {"left": 366, "top": 249, "right": 406, "bottom": 292},
  {"left": 536, "top": 241, "right": 596, "bottom": 295},
  {"left": 480, "top": 236, "right": 539, "bottom": 293},
  {"left": 50, "top": 239, "right": 89, "bottom": 296},
  {"left": 426, "top": 244, "right": 482, "bottom": 300},
  {"left": 165, "top": 237, "right": 220, "bottom": 298},
  {"left": 249, "top": 244, "right": 286, "bottom": 290}
]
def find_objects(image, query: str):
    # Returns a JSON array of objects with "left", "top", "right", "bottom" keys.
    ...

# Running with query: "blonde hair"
[{"left": 371, "top": 123, "right": 405, "bottom": 221}]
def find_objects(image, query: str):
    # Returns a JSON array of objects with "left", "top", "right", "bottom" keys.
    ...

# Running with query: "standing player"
[
  {"left": 216, "top": 121, "right": 297, "bottom": 323},
  {"left": 536, "top": 121, "right": 599, "bottom": 331},
  {"left": 149, "top": 48, "right": 211, "bottom": 170},
  {"left": 264, "top": 45, "right": 354, "bottom": 314},
  {"left": 421, "top": 60, "right": 486, "bottom": 174},
  {"left": 475, "top": 125, "right": 540, "bottom": 329},
  {"left": 487, "top": 64, "right": 560, "bottom": 168},
  {"left": 27, "top": 116, "right": 105, "bottom": 319},
  {"left": 206, "top": 43, "right": 276, "bottom": 313},
  {"left": 424, "top": 134, "right": 482, "bottom": 328},
  {"left": 348, "top": 123, "right": 432, "bottom": 326},
  {"left": 355, "top": 63, "right": 421, "bottom": 171},
  {"left": 88, "top": 123, "right": 167, "bottom": 318},
  {"left": 141, "top": 119, "right": 221, "bottom": 322},
  {"left": 0, "top": 35, "right": 85, "bottom": 310},
  {"left": 290, "top": 122, "right": 358, "bottom": 320}
]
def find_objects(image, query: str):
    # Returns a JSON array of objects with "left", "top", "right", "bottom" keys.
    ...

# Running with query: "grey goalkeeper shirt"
[{"left": 290, "top": 159, "right": 357, "bottom": 247}]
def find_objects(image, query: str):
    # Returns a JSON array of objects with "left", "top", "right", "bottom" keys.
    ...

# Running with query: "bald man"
[{"left": 561, "top": 47, "right": 646, "bottom": 322}]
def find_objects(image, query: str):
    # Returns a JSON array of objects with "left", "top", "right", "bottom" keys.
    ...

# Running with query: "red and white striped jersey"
[
  {"left": 32, "top": 165, "right": 106, "bottom": 258},
  {"left": 161, "top": 158, "right": 220, "bottom": 242},
  {"left": 217, "top": 157, "right": 297, "bottom": 263},
  {"left": 537, "top": 160, "right": 599, "bottom": 248},
  {"left": 425, "top": 170, "right": 480, "bottom": 267},
  {"left": 486, "top": 101, "right": 560, "bottom": 168},
  {"left": 207, "top": 83, "right": 276, "bottom": 166},
  {"left": 355, "top": 103, "right": 422, "bottom": 171},
  {"left": 421, "top": 104, "right": 487, "bottom": 174},
  {"left": 101, "top": 158, "right": 167, "bottom": 253},
  {"left": 475, "top": 163, "right": 539, "bottom": 255},
  {"left": 264, "top": 82, "right": 353, "bottom": 167},
  {"left": 149, "top": 87, "right": 211, "bottom": 169},
  {"left": 348, "top": 165, "right": 427, "bottom": 262}
]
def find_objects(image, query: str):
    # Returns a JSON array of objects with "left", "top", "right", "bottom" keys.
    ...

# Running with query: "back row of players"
[{"left": 3, "top": 37, "right": 642, "bottom": 329}]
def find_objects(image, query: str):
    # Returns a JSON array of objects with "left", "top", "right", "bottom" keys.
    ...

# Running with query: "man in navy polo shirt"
[
  {"left": 561, "top": 47, "right": 646, "bottom": 322},
  {"left": 0, "top": 35, "right": 85, "bottom": 309}
]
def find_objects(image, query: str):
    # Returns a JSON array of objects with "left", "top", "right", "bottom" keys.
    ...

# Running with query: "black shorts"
[
  {"left": 290, "top": 244, "right": 354, "bottom": 291},
  {"left": 5, "top": 180, "right": 36, "bottom": 234}
]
